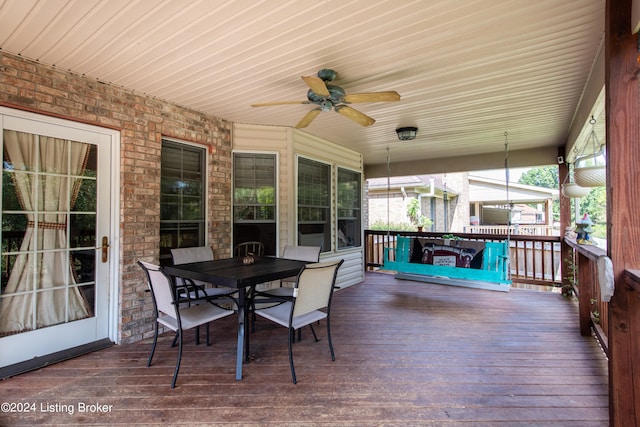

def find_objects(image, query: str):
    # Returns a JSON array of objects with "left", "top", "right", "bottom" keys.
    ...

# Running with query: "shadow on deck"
[{"left": 0, "top": 272, "right": 609, "bottom": 426}]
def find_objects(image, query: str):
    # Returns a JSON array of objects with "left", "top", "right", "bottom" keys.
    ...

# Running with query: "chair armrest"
[{"left": 175, "top": 277, "right": 208, "bottom": 304}]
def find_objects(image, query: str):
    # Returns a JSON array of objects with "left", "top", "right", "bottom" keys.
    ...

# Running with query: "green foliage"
[
  {"left": 562, "top": 256, "right": 577, "bottom": 298},
  {"left": 417, "top": 215, "right": 432, "bottom": 228},
  {"left": 589, "top": 223, "right": 606, "bottom": 239},
  {"left": 406, "top": 198, "right": 420, "bottom": 225},
  {"left": 574, "top": 183, "right": 606, "bottom": 239},
  {"left": 404, "top": 199, "right": 431, "bottom": 230},
  {"left": 442, "top": 234, "right": 462, "bottom": 240},
  {"left": 579, "top": 186, "right": 606, "bottom": 224},
  {"left": 518, "top": 166, "right": 559, "bottom": 188},
  {"left": 369, "top": 220, "right": 415, "bottom": 231},
  {"left": 518, "top": 166, "right": 560, "bottom": 221},
  {"left": 518, "top": 166, "right": 607, "bottom": 237}
]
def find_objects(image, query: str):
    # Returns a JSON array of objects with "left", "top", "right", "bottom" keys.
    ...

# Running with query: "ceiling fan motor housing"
[
  {"left": 251, "top": 68, "right": 398, "bottom": 128},
  {"left": 306, "top": 84, "right": 345, "bottom": 107}
]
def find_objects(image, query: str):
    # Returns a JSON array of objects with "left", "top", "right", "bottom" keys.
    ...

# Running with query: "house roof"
[
  {"left": 468, "top": 176, "right": 558, "bottom": 204},
  {"left": 367, "top": 175, "right": 446, "bottom": 192},
  {"left": 368, "top": 173, "right": 556, "bottom": 204}
]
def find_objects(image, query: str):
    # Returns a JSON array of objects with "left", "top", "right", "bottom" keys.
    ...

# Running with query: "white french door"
[{"left": 0, "top": 109, "right": 116, "bottom": 368}]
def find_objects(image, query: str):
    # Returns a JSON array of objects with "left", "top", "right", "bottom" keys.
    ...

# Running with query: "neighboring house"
[
  {"left": 468, "top": 176, "right": 558, "bottom": 234},
  {"left": 513, "top": 204, "right": 547, "bottom": 224},
  {"left": 367, "top": 174, "right": 557, "bottom": 234},
  {"left": 366, "top": 173, "right": 466, "bottom": 232}
]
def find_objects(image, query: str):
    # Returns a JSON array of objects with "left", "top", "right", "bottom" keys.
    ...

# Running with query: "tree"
[
  {"left": 580, "top": 186, "right": 606, "bottom": 224},
  {"left": 518, "top": 166, "right": 559, "bottom": 188},
  {"left": 518, "top": 166, "right": 560, "bottom": 221},
  {"left": 517, "top": 166, "right": 606, "bottom": 233}
]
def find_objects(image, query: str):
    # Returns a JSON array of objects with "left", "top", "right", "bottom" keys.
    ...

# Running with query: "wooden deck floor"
[{"left": 1, "top": 272, "right": 609, "bottom": 426}]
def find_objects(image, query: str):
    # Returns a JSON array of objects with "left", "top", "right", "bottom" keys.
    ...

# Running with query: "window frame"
[
  {"left": 336, "top": 166, "right": 362, "bottom": 250},
  {"left": 232, "top": 151, "right": 278, "bottom": 256},
  {"left": 296, "top": 156, "right": 332, "bottom": 252},
  {"left": 232, "top": 152, "right": 277, "bottom": 224},
  {"left": 159, "top": 138, "right": 207, "bottom": 264}
]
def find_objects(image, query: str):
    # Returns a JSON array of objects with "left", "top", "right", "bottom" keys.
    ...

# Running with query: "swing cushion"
[
  {"left": 410, "top": 238, "right": 484, "bottom": 269},
  {"left": 421, "top": 244, "right": 474, "bottom": 268}
]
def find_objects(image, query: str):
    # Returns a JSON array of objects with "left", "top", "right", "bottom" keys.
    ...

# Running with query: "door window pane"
[{"left": 1, "top": 131, "right": 95, "bottom": 335}]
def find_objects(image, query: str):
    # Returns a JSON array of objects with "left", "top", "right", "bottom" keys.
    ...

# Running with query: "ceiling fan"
[{"left": 251, "top": 69, "right": 401, "bottom": 128}]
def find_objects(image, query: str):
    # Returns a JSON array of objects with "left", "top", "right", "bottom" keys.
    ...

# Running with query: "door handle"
[{"left": 97, "top": 236, "right": 109, "bottom": 263}]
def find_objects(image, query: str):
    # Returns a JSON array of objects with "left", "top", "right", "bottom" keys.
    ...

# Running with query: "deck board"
[{"left": 0, "top": 272, "right": 608, "bottom": 426}]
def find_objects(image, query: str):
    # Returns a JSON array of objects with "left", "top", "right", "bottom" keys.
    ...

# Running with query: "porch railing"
[
  {"left": 364, "top": 230, "right": 563, "bottom": 286},
  {"left": 565, "top": 238, "right": 609, "bottom": 354},
  {"left": 463, "top": 224, "right": 557, "bottom": 236},
  {"left": 364, "top": 229, "right": 610, "bottom": 355}
]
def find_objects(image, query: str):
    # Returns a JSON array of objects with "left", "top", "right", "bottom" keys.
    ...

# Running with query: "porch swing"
[{"left": 382, "top": 133, "right": 512, "bottom": 292}]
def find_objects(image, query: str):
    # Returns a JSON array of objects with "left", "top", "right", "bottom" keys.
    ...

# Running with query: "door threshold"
[{"left": 0, "top": 338, "right": 113, "bottom": 380}]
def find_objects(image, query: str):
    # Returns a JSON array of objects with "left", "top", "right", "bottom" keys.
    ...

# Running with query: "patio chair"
[
  {"left": 254, "top": 259, "right": 344, "bottom": 384},
  {"left": 170, "top": 246, "right": 237, "bottom": 302},
  {"left": 251, "top": 245, "right": 322, "bottom": 334},
  {"left": 256, "top": 245, "right": 321, "bottom": 299},
  {"left": 233, "top": 241, "right": 265, "bottom": 257},
  {"left": 137, "top": 260, "right": 235, "bottom": 388}
]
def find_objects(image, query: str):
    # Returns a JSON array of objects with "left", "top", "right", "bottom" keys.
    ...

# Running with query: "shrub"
[{"left": 369, "top": 220, "right": 416, "bottom": 231}]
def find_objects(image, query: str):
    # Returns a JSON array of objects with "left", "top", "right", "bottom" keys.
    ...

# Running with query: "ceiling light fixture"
[{"left": 396, "top": 127, "right": 418, "bottom": 141}]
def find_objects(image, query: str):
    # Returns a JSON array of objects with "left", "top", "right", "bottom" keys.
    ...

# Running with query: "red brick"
[{"left": 0, "top": 52, "right": 233, "bottom": 345}]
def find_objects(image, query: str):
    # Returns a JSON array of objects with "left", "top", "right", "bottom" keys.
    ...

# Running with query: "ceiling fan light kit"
[
  {"left": 396, "top": 127, "right": 418, "bottom": 141},
  {"left": 251, "top": 69, "right": 400, "bottom": 128}
]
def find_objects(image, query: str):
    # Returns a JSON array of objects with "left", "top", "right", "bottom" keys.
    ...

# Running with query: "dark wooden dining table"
[{"left": 164, "top": 256, "right": 308, "bottom": 380}]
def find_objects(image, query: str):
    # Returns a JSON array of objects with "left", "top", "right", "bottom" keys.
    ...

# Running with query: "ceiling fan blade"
[
  {"left": 301, "top": 75, "right": 330, "bottom": 97},
  {"left": 342, "top": 91, "right": 401, "bottom": 103},
  {"left": 251, "top": 100, "right": 309, "bottom": 107},
  {"left": 334, "top": 105, "right": 376, "bottom": 127},
  {"left": 295, "top": 108, "right": 322, "bottom": 128}
]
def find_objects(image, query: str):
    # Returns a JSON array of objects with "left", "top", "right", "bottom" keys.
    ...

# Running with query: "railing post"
[{"left": 576, "top": 253, "right": 593, "bottom": 336}]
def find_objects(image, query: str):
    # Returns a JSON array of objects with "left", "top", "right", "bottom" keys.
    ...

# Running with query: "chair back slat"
[
  {"left": 234, "top": 241, "right": 265, "bottom": 257},
  {"left": 138, "top": 260, "right": 176, "bottom": 317},
  {"left": 171, "top": 246, "right": 214, "bottom": 264},
  {"left": 282, "top": 245, "right": 321, "bottom": 262},
  {"left": 292, "top": 260, "right": 343, "bottom": 317}
]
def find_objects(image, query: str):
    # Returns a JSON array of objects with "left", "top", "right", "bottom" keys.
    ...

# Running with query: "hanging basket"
[
  {"left": 562, "top": 182, "right": 591, "bottom": 198},
  {"left": 562, "top": 182, "right": 590, "bottom": 198},
  {"left": 574, "top": 164, "right": 606, "bottom": 187},
  {"left": 573, "top": 116, "right": 606, "bottom": 188},
  {"left": 562, "top": 162, "right": 591, "bottom": 198}
]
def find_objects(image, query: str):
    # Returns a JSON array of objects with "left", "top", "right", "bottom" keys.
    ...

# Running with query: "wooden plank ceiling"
[{"left": 0, "top": 0, "right": 605, "bottom": 176}]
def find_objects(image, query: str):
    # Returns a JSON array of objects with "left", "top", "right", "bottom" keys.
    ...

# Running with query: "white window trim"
[
  {"left": 336, "top": 165, "right": 363, "bottom": 251},
  {"left": 161, "top": 137, "right": 209, "bottom": 245},
  {"left": 295, "top": 154, "right": 333, "bottom": 252},
  {"left": 232, "top": 150, "right": 279, "bottom": 254}
]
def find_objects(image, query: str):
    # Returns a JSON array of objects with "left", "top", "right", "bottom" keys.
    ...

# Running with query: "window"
[
  {"left": 297, "top": 157, "right": 330, "bottom": 251},
  {"left": 337, "top": 168, "right": 361, "bottom": 248},
  {"left": 233, "top": 153, "right": 276, "bottom": 255},
  {"left": 160, "top": 139, "right": 206, "bottom": 264}
]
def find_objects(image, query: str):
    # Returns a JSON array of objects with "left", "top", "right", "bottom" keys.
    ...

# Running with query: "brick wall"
[{"left": 0, "top": 52, "right": 232, "bottom": 344}]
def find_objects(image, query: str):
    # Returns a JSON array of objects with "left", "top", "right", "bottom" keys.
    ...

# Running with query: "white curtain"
[{"left": 0, "top": 131, "right": 90, "bottom": 334}]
